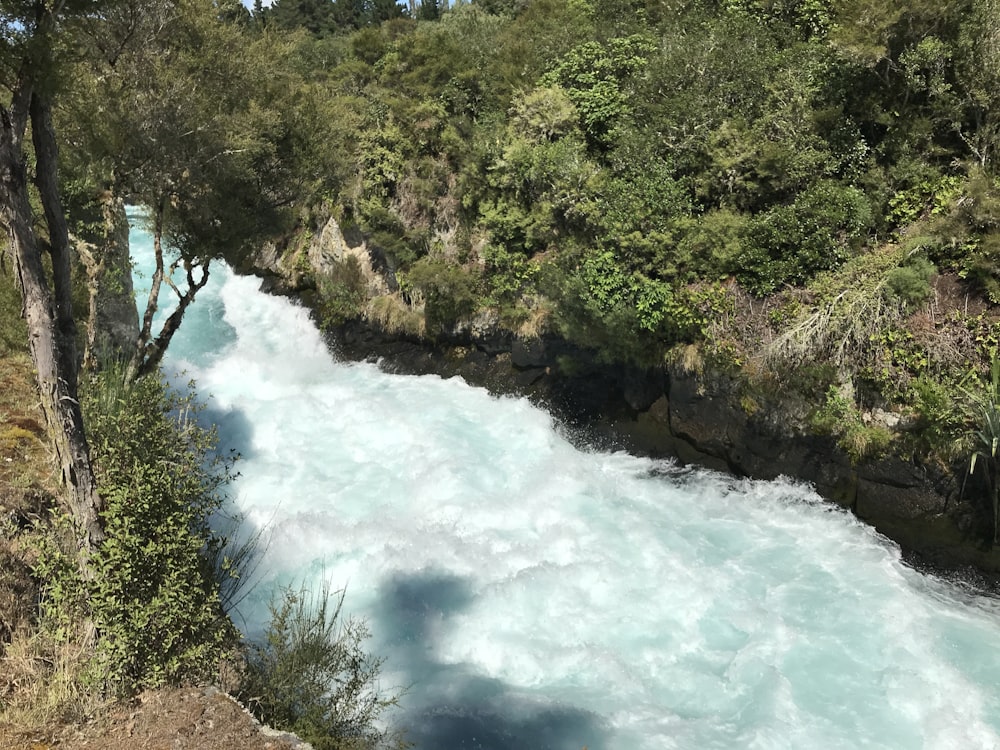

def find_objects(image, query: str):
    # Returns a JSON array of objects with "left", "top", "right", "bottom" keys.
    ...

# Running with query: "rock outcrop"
[{"left": 74, "top": 194, "right": 139, "bottom": 368}]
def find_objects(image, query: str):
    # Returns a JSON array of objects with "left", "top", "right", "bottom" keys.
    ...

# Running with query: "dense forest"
[
  {"left": 247, "top": 0, "right": 1000, "bottom": 470},
  {"left": 3, "top": 0, "right": 1000, "bottom": 745},
  {"left": 28, "top": 0, "right": 1000, "bottom": 462}
]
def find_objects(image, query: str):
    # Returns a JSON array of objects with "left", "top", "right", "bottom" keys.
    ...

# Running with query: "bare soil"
[{"left": 0, "top": 687, "right": 310, "bottom": 750}]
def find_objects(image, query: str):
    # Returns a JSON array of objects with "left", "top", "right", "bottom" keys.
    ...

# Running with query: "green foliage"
[
  {"left": 737, "top": 180, "right": 873, "bottom": 294},
  {"left": 548, "top": 249, "right": 718, "bottom": 363},
  {"left": 482, "top": 244, "right": 538, "bottom": 307},
  {"left": 859, "top": 325, "right": 932, "bottom": 402},
  {"left": 240, "top": 583, "right": 403, "bottom": 750},
  {"left": 965, "top": 313, "right": 1000, "bottom": 366},
  {"left": 405, "top": 256, "right": 483, "bottom": 332},
  {"left": 319, "top": 256, "right": 369, "bottom": 328},
  {"left": 0, "top": 260, "right": 28, "bottom": 356},
  {"left": 887, "top": 172, "right": 962, "bottom": 229},
  {"left": 907, "top": 374, "right": 964, "bottom": 459},
  {"left": 37, "top": 366, "right": 239, "bottom": 695},
  {"left": 810, "top": 385, "right": 893, "bottom": 463},
  {"left": 959, "top": 360, "right": 1000, "bottom": 543},
  {"left": 510, "top": 87, "right": 579, "bottom": 142},
  {"left": 540, "top": 34, "right": 656, "bottom": 148},
  {"left": 884, "top": 255, "right": 935, "bottom": 310},
  {"left": 585, "top": 150, "right": 691, "bottom": 275},
  {"left": 674, "top": 209, "right": 748, "bottom": 281},
  {"left": 724, "top": 0, "right": 831, "bottom": 39}
]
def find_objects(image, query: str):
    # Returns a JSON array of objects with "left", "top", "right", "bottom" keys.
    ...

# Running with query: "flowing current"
[{"left": 131, "top": 216, "right": 1000, "bottom": 750}]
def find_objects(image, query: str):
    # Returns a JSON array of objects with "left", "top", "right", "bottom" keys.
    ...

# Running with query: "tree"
[
  {"left": 540, "top": 34, "right": 657, "bottom": 149},
  {"left": 62, "top": 0, "right": 303, "bottom": 380},
  {"left": 270, "top": 0, "right": 338, "bottom": 36},
  {"left": 0, "top": 0, "right": 104, "bottom": 558}
]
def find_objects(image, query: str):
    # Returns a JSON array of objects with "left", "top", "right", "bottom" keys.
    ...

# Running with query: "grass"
[
  {"left": 0, "top": 266, "right": 57, "bottom": 512},
  {"left": 365, "top": 293, "right": 425, "bottom": 338},
  {"left": 0, "top": 265, "right": 74, "bottom": 731}
]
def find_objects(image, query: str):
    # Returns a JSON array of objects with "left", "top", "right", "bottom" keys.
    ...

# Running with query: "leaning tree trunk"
[
  {"left": 0, "top": 99, "right": 104, "bottom": 555},
  {"left": 31, "top": 92, "right": 81, "bottom": 391}
]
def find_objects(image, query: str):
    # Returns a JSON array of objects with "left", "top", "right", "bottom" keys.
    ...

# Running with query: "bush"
[
  {"left": 240, "top": 583, "right": 404, "bottom": 750},
  {"left": 810, "top": 385, "right": 892, "bottom": 463},
  {"left": 547, "top": 248, "right": 715, "bottom": 364},
  {"left": 884, "top": 256, "right": 935, "bottom": 310},
  {"left": 482, "top": 243, "right": 538, "bottom": 308},
  {"left": 959, "top": 360, "right": 1000, "bottom": 543},
  {"left": 405, "top": 256, "right": 483, "bottom": 332},
  {"left": 319, "top": 256, "right": 369, "bottom": 328},
  {"left": 737, "top": 180, "right": 873, "bottom": 294},
  {"left": 41, "top": 366, "right": 240, "bottom": 695}
]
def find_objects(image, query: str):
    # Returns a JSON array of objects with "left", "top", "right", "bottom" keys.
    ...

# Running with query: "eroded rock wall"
[{"left": 75, "top": 194, "right": 139, "bottom": 367}]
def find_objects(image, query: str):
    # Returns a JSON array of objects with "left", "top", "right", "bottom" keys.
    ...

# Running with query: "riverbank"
[
  {"left": 244, "top": 215, "right": 1000, "bottom": 581},
  {"left": 330, "top": 315, "right": 1000, "bottom": 580}
]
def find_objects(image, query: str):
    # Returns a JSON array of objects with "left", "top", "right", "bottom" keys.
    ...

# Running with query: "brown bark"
[
  {"left": 134, "top": 257, "right": 210, "bottom": 379},
  {"left": 0, "top": 95, "right": 104, "bottom": 553},
  {"left": 31, "top": 92, "right": 80, "bottom": 392}
]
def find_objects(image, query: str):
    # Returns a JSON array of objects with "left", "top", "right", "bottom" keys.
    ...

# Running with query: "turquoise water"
[{"left": 131, "top": 215, "right": 1000, "bottom": 750}]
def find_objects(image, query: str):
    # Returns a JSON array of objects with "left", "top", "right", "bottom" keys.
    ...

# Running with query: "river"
[{"left": 130, "top": 214, "right": 1000, "bottom": 750}]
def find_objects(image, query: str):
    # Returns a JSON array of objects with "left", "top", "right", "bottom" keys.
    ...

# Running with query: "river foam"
[{"left": 130, "top": 214, "right": 1000, "bottom": 750}]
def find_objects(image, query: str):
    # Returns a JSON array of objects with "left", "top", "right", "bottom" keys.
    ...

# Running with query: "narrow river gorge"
[{"left": 132, "top": 217, "right": 1000, "bottom": 750}]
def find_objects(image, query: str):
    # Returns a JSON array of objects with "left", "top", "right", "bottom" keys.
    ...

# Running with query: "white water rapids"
[{"left": 131, "top": 214, "right": 1000, "bottom": 749}]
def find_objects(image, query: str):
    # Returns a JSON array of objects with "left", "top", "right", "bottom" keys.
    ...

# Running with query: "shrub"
[
  {"left": 810, "top": 385, "right": 892, "bottom": 463},
  {"left": 319, "top": 256, "right": 369, "bottom": 328},
  {"left": 365, "top": 293, "right": 426, "bottom": 338},
  {"left": 405, "top": 256, "right": 483, "bottom": 332},
  {"left": 737, "top": 180, "right": 873, "bottom": 294},
  {"left": 547, "top": 249, "right": 716, "bottom": 364},
  {"left": 884, "top": 256, "right": 935, "bottom": 310},
  {"left": 482, "top": 244, "right": 538, "bottom": 306},
  {"left": 40, "top": 366, "right": 240, "bottom": 695},
  {"left": 907, "top": 374, "right": 963, "bottom": 460},
  {"left": 240, "top": 583, "right": 404, "bottom": 750},
  {"left": 959, "top": 360, "right": 1000, "bottom": 543}
]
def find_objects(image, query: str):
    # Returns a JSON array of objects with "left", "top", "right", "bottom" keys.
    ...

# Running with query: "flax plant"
[{"left": 961, "top": 359, "right": 1000, "bottom": 543}]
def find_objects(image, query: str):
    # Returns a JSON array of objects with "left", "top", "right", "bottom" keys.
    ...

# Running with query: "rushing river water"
[{"left": 130, "top": 215, "right": 1000, "bottom": 749}]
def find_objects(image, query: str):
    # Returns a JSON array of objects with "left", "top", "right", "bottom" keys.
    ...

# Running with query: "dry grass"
[
  {"left": 0, "top": 267, "right": 79, "bottom": 733},
  {"left": 515, "top": 300, "right": 551, "bottom": 340},
  {"left": 759, "top": 247, "right": 908, "bottom": 373},
  {"left": 0, "top": 624, "right": 102, "bottom": 730},
  {"left": 0, "top": 263, "right": 57, "bottom": 510},
  {"left": 365, "top": 293, "right": 425, "bottom": 338},
  {"left": 0, "top": 355, "right": 57, "bottom": 520}
]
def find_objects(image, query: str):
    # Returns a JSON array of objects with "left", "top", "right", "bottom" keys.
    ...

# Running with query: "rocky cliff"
[
  {"left": 74, "top": 195, "right": 140, "bottom": 368},
  {"left": 247, "top": 217, "right": 1000, "bottom": 581}
]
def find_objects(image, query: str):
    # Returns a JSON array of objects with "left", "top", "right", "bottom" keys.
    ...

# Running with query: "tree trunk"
[
  {"left": 128, "top": 197, "right": 166, "bottom": 380},
  {"left": 0, "top": 101, "right": 104, "bottom": 554},
  {"left": 31, "top": 92, "right": 80, "bottom": 392},
  {"left": 133, "top": 257, "right": 210, "bottom": 379}
]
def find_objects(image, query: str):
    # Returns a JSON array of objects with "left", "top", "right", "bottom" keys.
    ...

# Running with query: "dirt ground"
[{"left": 0, "top": 687, "right": 311, "bottom": 750}]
